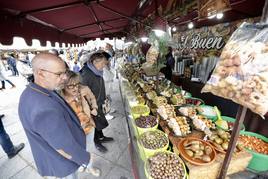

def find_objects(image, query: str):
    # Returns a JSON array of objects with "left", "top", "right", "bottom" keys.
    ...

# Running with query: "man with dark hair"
[{"left": 0, "top": 114, "right": 25, "bottom": 159}]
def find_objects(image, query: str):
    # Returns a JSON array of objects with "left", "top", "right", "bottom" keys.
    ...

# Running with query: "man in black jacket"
[{"left": 80, "top": 52, "right": 114, "bottom": 153}]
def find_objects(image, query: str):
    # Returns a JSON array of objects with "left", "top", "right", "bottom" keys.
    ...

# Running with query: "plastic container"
[
  {"left": 137, "top": 130, "right": 169, "bottom": 160},
  {"left": 135, "top": 122, "right": 158, "bottom": 135},
  {"left": 216, "top": 116, "right": 245, "bottom": 131},
  {"left": 198, "top": 105, "right": 218, "bottom": 122},
  {"left": 181, "top": 90, "right": 192, "bottom": 98},
  {"left": 131, "top": 105, "right": 150, "bottom": 119},
  {"left": 240, "top": 131, "right": 268, "bottom": 172},
  {"left": 144, "top": 151, "right": 188, "bottom": 179}
]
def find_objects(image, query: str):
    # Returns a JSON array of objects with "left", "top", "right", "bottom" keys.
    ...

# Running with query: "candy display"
[
  {"left": 178, "top": 106, "right": 197, "bottom": 118},
  {"left": 120, "top": 60, "right": 257, "bottom": 177},
  {"left": 157, "top": 105, "right": 176, "bottom": 120},
  {"left": 168, "top": 116, "right": 191, "bottom": 136},
  {"left": 202, "top": 23, "right": 268, "bottom": 117},
  {"left": 147, "top": 152, "right": 185, "bottom": 179},
  {"left": 135, "top": 116, "right": 158, "bottom": 128},
  {"left": 193, "top": 115, "right": 215, "bottom": 130},
  {"left": 140, "top": 131, "right": 169, "bottom": 150},
  {"left": 239, "top": 135, "right": 268, "bottom": 155}
]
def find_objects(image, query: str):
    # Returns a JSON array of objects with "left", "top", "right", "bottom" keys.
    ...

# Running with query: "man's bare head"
[{"left": 32, "top": 53, "right": 67, "bottom": 91}]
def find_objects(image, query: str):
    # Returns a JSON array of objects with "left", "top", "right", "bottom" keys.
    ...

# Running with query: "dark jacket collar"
[{"left": 28, "top": 82, "right": 52, "bottom": 96}]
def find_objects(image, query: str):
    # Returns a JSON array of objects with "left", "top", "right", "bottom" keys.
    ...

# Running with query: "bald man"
[{"left": 18, "top": 53, "right": 99, "bottom": 178}]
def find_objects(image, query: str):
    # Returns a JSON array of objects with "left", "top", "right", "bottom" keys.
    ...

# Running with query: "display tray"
[{"left": 159, "top": 119, "right": 252, "bottom": 179}]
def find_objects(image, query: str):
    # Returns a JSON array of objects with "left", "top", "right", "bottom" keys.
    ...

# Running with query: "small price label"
[{"left": 207, "top": 75, "right": 220, "bottom": 85}]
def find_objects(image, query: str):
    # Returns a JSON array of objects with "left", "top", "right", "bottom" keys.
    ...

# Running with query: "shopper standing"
[
  {"left": 61, "top": 71, "right": 100, "bottom": 176},
  {"left": 18, "top": 53, "right": 98, "bottom": 178},
  {"left": 7, "top": 54, "right": 19, "bottom": 76},
  {"left": 72, "top": 62, "right": 81, "bottom": 73},
  {"left": 0, "top": 58, "right": 16, "bottom": 90},
  {"left": 0, "top": 114, "right": 25, "bottom": 158},
  {"left": 80, "top": 52, "right": 114, "bottom": 153}
]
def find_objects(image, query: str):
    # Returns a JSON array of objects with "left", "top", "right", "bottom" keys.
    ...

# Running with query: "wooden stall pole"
[{"left": 218, "top": 106, "right": 247, "bottom": 179}]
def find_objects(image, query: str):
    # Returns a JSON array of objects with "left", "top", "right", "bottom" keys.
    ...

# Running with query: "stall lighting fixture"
[
  {"left": 216, "top": 13, "right": 224, "bottom": 19},
  {"left": 188, "top": 22, "right": 194, "bottom": 29},
  {"left": 141, "top": 37, "right": 148, "bottom": 42},
  {"left": 125, "top": 41, "right": 133, "bottom": 45},
  {"left": 153, "top": 29, "right": 165, "bottom": 37},
  {"left": 208, "top": 14, "right": 216, "bottom": 19},
  {"left": 172, "top": 26, "right": 177, "bottom": 32}
]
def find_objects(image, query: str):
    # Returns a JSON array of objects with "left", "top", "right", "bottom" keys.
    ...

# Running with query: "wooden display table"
[{"left": 159, "top": 120, "right": 252, "bottom": 179}]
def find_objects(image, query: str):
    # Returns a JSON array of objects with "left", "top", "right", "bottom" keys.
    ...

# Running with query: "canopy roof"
[
  {"left": 0, "top": 0, "right": 168, "bottom": 46},
  {"left": 0, "top": 0, "right": 265, "bottom": 46}
]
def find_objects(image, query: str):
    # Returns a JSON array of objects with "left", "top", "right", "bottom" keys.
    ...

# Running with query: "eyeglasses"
[
  {"left": 41, "top": 69, "right": 67, "bottom": 78},
  {"left": 66, "top": 83, "right": 80, "bottom": 89}
]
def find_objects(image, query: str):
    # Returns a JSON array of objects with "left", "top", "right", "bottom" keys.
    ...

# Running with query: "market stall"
[
  {"left": 1, "top": 0, "right": 268, "bottom": 178},
  {"left": 116, "top": 1, "right": 268, "bottom": 178}
]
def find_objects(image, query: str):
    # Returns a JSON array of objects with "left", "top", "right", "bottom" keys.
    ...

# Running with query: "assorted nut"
[
  {"left": 135, "top": 115, "right": 157, "bottom": 128},
  {"left": 239, "top": 135, "right": 268, "bottom": 155},
  {"left": 148, "top": 152, "right": 185, "bottom": 179},
  {"left": 140, "top": 131, "right": 169, "bottom": 150}
]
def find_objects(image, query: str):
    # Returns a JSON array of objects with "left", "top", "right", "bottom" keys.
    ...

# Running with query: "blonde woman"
[{"left": 61, "top": 71, "right": 100, "bottom": 177}]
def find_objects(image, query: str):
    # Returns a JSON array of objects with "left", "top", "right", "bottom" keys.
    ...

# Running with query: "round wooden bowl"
[{"left": 178, "top": 137, "right": 217, "bottom": 166}]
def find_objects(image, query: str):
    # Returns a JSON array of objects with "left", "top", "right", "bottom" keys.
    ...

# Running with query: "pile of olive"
[
  {"left": 135, "top": 115, "right": 157, "bottom": 128},
  {"left": 148, "top": 152, "right": 185, "bottom": 179},
  {"left": 140, "top": 131, "right": 169, "bottom": 150}
]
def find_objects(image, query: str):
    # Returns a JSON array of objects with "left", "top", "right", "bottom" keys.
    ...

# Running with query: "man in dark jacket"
[
  {"left": 80, "top": 52, "right": 114, "bottom": 153},
  {"left": 18, "top": 53, "right": 98, "bottom": 178}
]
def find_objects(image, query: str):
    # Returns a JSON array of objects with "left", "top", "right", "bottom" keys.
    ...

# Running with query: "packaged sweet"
[{"left": 202, "top": 23, "right": 268, "bottom": 117}]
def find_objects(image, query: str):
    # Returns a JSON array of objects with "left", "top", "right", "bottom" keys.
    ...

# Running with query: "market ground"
[{"left": 0, "top": 74, "right": 134, "bottom": 179}]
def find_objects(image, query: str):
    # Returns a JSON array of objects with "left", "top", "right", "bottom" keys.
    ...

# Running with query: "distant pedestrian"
[
  {"left": 0, "top": 114, "right": 25, "bottom": 159},
  {"left": 72, "top": 62, "right": 80, "bottom": 73},
  {"left": 0, "top": 59, "right": 15, "bottom": 90}
]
